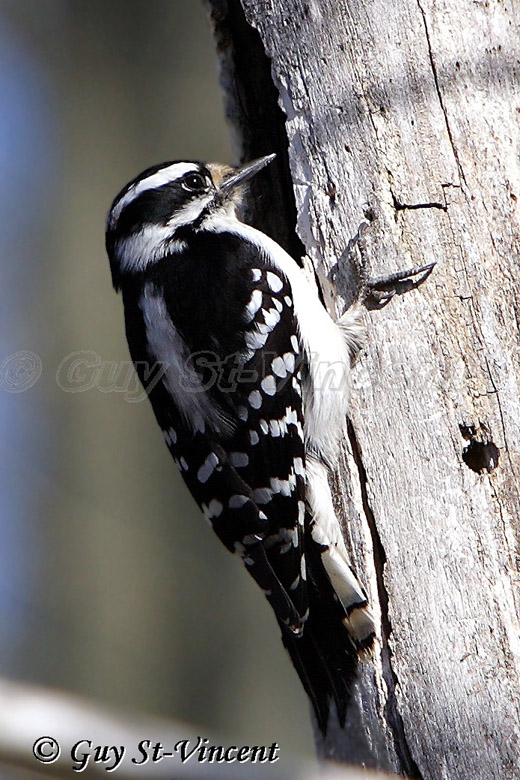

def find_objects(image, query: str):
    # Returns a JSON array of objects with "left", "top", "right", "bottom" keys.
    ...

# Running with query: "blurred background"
[{"left": 0, "top": 0, "right": 312, "bottom": 756}]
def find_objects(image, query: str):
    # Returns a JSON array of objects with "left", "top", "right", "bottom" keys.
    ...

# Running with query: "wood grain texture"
[{"left": 206, "top": 0, "right": 520, "bottom": 776}]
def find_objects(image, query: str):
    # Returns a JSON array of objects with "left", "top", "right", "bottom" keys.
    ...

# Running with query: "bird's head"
[{"left": 105, "top": 154, "right": 276, "bottom": 290}]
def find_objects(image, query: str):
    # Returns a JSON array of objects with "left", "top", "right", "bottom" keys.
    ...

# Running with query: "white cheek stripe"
[
  {"left": 116, "top": 225, "right": 187, "bottom": 272},
  {"left": 115, "top": 195, "right": 212, "bottom": 273},
  {"left": 110, "top": 162, "right": 199, "bottom": 227},
  {"left": 116, "top": 195, "right": 213, "bottom": 271},
  {"left": 166, "top": 196, "right": 212, "bottom": 231}
]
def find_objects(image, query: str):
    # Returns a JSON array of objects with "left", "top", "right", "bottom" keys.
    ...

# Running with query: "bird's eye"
[{"left": 182, "top": 173, "right": 206, "bottom": 192}]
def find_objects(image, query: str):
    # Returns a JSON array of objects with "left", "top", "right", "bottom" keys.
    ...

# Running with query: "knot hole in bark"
[{"left": 459, "top": 423, "right": 500, "bottom": 474}]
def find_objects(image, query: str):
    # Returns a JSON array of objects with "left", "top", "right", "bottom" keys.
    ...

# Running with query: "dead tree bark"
[{"left": 206, "top": 0, "right": 520, "bottom": 777}]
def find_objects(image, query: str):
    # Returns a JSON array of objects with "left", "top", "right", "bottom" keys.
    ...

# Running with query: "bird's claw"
[{"left": 365, "top": 262, "right": 436, "bottom": 306}]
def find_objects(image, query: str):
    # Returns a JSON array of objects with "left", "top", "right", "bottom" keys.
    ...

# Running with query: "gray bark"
[{"left": 206, "top": 0, "right": 520, "bottom": 777}]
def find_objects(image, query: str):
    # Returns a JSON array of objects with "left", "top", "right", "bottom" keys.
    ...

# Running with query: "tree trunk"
[{"left": 205, "top": 0, "right": 520, "bottom": 777}]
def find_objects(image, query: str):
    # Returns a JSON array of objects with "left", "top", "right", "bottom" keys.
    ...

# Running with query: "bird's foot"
[{"left": 366, "top": 262, "right": 436, "bottom": 306}]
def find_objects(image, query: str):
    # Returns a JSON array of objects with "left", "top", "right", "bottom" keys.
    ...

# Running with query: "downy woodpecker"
[{"left": 106, "top": 154, "right": 389, "bottom": 731}]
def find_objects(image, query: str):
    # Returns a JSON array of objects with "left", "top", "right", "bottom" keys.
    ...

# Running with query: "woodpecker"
[{"left": 105, "top": 154, "right": 427, "bottom": 731}]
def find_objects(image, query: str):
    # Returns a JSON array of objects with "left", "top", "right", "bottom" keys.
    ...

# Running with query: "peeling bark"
[{"left": 205, "top": 0, "right": 520, "bottom": 776}]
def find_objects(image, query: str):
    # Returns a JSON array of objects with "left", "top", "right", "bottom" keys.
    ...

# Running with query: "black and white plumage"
[{"left": 106, "top": 155, "right": 376, "bottom": 731}]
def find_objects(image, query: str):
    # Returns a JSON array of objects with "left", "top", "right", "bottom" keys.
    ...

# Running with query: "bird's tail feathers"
[{"left": 280, "top": 532, "right": 372, "bottom": 733}]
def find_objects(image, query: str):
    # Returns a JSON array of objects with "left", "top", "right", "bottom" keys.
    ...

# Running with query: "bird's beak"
[{"left": 219, "top": 153, "right": 276, "bottom": 192}]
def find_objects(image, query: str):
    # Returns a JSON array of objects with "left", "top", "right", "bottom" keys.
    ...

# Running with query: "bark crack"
[
  {"left": 347, "top": 420, "right": 424, "bottom": 780},
  {"left": 483, "top": 354, "right": 519, "bottom": 482},
  {"left": 205, "top": 0, "right": 305, "bottom": 260},
  {"left": 416, "top": 0, "right": 467, "bottom": 187},
  {"left": 391, "top": 190, "right": 448, "bottom": 213}
]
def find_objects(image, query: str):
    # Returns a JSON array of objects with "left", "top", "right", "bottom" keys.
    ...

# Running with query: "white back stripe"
[{"left": 139, "top": 283, "right": 227, "bottom": 435}]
